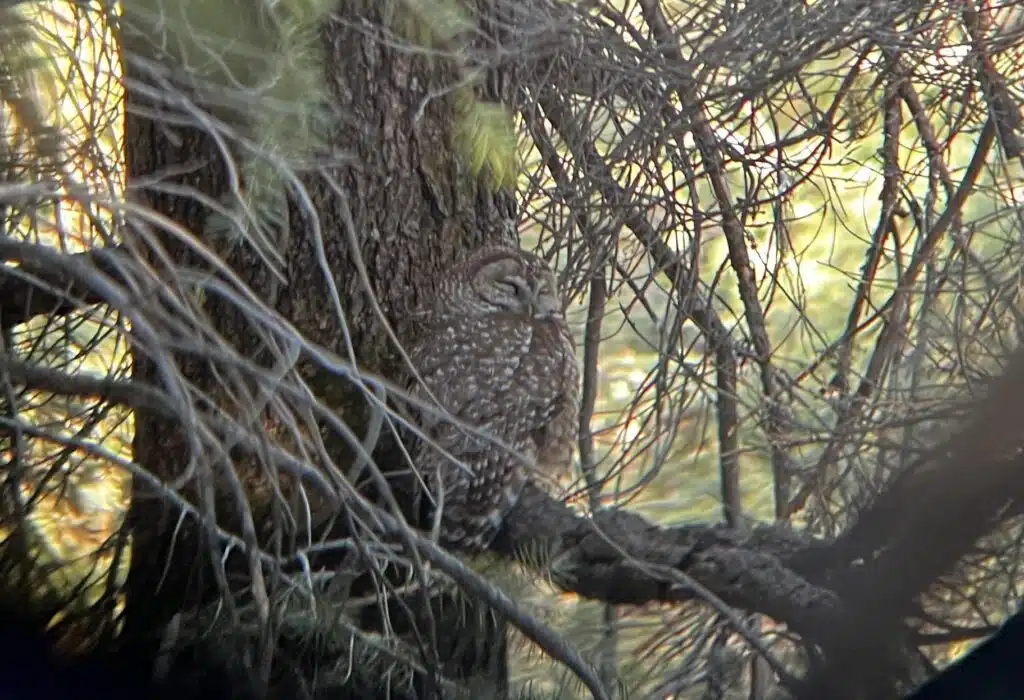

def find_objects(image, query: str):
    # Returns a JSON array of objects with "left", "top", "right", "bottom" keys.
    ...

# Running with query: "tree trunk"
[{"left": 122, "top": 3, "right": 516, "bottom": 695}]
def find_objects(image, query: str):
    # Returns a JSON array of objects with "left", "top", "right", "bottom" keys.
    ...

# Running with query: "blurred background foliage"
[
  {"left": 0, "top": 0, "right": 129, "bottom": 650},
  {"left": 2, "top": 0, "right": 1024, "bottom": 697}
]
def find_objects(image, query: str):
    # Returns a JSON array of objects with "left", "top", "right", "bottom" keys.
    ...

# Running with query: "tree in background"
[{"left": 3, "top": 1, "right": 1024, "bottom": 699}]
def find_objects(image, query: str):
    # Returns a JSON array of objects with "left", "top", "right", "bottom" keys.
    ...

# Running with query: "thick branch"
[
  {"left": 790, "top": 342, "right": 1024, "bottom": 698},
  {"left": 10, "top": 324, "right": 1024, "bottom": 698},
  {"left": 494, "top": 484, "right": 843, "bottom": 639},
  {"left": 0, "top": 240, "right": 129, "bottom": 330},
  {"left": 8, "top": 241, "right": 1024, "bottom": 698},
  {"left": 0, "top": 345, "right": 851, "bottom": 656}
]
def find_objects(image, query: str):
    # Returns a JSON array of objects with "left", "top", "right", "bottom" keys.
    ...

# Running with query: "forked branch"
[{"left": 5, "top": 239, "right": 1024, "bottom": 698}]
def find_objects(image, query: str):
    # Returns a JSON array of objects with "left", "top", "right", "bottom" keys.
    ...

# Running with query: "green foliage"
[
  {"left": 391, "top": 0, "right": 521, "bottom": 191},
  {"left": 397, "top": 0, "right": 475, "bottom": 48},
  {"left": 454, "top": 90, "right": 522, "bottom": 191},
  {"left": 124, "top": 0, "right": 335, "bottom": 260}
]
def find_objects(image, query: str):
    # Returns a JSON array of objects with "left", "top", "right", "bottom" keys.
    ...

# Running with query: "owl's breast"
[{"left": 524, "top": 319, "right": 580, "bottom": 481}]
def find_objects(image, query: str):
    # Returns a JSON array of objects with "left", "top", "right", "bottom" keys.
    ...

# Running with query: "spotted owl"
[{"left": 407, "top": 246, "right": 580, "bottom": 553}]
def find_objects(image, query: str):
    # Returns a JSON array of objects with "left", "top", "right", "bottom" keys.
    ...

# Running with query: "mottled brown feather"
[{"left": 407, "top": 246, "right": 580, "bottom": 552}]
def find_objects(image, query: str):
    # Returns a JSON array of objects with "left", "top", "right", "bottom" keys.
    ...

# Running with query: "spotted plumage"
[{"left": 407, "top": 246, "right": 580, "bottom": 553}]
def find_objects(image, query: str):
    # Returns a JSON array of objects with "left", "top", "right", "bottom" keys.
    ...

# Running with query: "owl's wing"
[
  {"left": 407, "top": 316, "right": 539, "bottom": 551},
  {"left": 415, "top": 427, "right": 534, "bottom": 552},
  {"left": 517, "top": 323, "right": 580, "bottom": 480},
  {"left": 408, "top": 315, "right": 533, "bottom": 430}
]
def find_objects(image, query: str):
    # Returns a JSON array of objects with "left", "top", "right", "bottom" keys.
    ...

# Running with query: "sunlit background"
[{"left": 3, "top": 0, "right": 1023, "bottom": 695}]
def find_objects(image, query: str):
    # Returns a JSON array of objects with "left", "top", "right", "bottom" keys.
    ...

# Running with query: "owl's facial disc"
[
  {"left": 497, "top": 274, "right": 561, "bottom": 319},
  {"left": 473, "top": 256, "right": 562, "bottom": 319},
  {"left": 530, "top": 276, "right": 561, "bottom": 320}
]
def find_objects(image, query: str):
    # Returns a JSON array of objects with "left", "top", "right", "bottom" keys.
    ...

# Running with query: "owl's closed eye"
[{"left": 407, "top": 246, "right": 580, "bottom": 553}]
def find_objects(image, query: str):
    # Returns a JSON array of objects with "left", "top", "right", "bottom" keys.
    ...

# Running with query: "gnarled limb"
[{"left": 5, "top": 238, "right": 1024, "bottom": 698}]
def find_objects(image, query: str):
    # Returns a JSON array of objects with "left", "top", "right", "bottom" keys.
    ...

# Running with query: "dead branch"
[
  {"left": 637, "top": 0, "right": 795, "bottom": 499},
  {"left": 7, "top": 233, "right": 1024, "bottom": 697},
  {"left": 791, "top": 341, "right": 1024, "bottom": 697},
  {"left": 0, "top": 240, "right": 125, "bottom": 330}
]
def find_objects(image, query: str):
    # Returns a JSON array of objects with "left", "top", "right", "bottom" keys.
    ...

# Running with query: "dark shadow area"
[
  {"left": 903, "top": 608, "right": 1024, "bottom": 700},
  {"left": 0, "top": 604, "right": 250, "bottom": 700}
]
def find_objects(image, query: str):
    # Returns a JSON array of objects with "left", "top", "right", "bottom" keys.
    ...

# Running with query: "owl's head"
[{"left": 452, "top": 247, "right": 563, "bottom": 321}]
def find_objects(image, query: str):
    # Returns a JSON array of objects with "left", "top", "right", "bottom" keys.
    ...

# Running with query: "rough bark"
[
  {"left": 119, "top": 2, "right": 517, "bottom": 694},
  {"left": 5, "top": 2, "right": 1024, "bottom": 698}
]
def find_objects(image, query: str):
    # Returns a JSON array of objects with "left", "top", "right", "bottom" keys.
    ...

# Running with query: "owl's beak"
[
  {"left": 530, "top": 285, "right": 561, "bottom": 320},
  {"left": 534, "top": 300, "right": 560, "bottom": 319}
]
